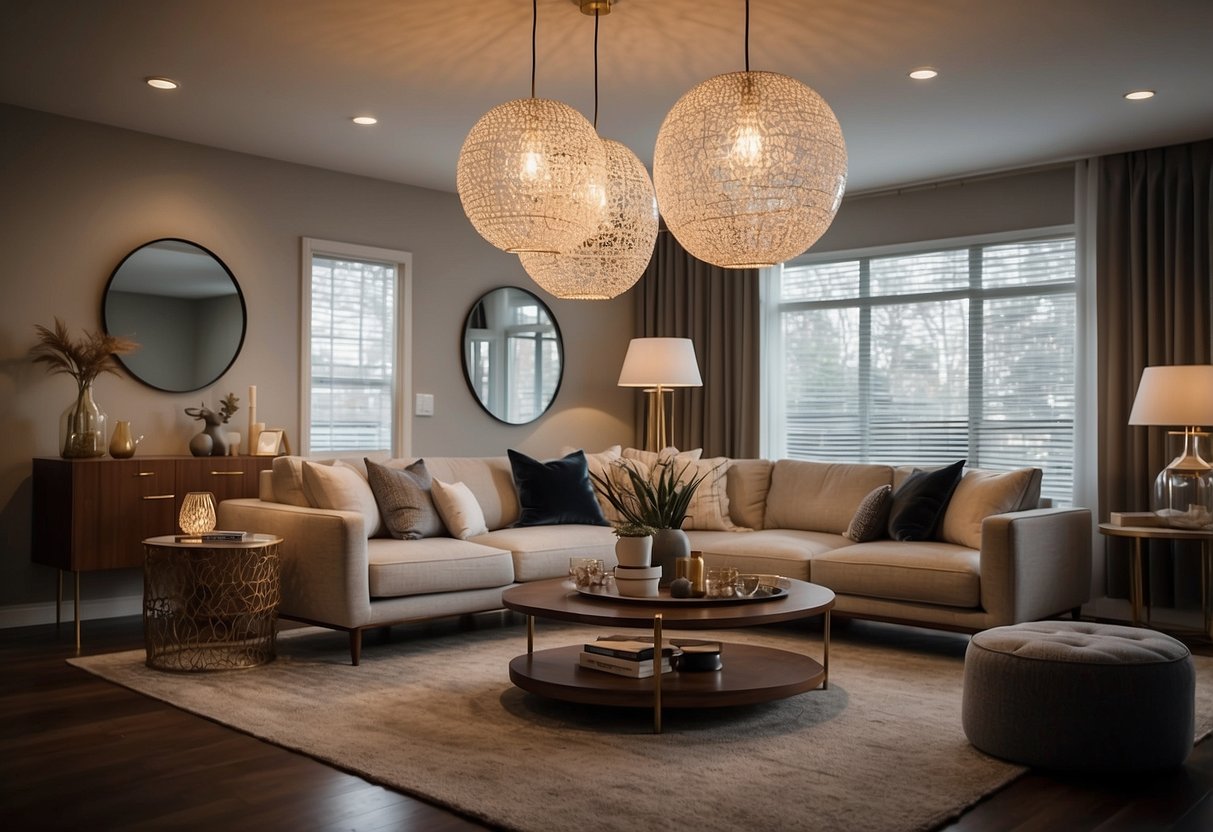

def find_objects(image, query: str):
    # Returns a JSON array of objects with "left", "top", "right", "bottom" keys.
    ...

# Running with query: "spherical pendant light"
[
  {"left": 653, "top": 70, "right": 847, "bottom": 269},
  {"left": 457, "top": 97, "right": 607, "bottom": 254},
  {"left": 519, "top": 139, "right": 658, "bottom": 300}
]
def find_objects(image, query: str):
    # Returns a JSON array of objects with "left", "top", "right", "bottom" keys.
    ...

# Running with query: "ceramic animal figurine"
[{"left": 184, "top": 404, "right": 228, "bottom": 457}]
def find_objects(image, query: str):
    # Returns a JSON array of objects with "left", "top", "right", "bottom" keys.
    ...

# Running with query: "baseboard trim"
[{"left": 0, "top": 595, "right": 142, "bottom": 629}]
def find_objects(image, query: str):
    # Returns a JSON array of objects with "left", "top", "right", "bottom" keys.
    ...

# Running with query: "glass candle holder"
[{"left": 179, "top": 492, "right": 217, "bottom": 535}]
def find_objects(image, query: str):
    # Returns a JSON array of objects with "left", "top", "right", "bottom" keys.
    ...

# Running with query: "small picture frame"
[{"left": 255, "top": 428, "right": 286, "bottom": 456}]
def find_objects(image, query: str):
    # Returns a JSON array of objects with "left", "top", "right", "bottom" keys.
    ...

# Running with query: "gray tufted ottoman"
[{"left": 962, "top": 621, "right": 1195, "bottom": 771}]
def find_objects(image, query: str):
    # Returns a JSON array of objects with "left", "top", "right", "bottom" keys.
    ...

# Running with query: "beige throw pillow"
[
  {"left": 270, "top": 455, "right": 310, "bottom": 507},
  {"left": 621, "top": 446, "right": 703, "bottom": 467},
  {"left": 301, "top": 460, "right": 383, "bottom": 538},
  {"left": 431, "top": 479, "right": 488, "bottom": 539},
  {"left": 940, "top": 468, "right": 1039, "bottom": 550},
  {"left": 677, "top": 457, "right": 745, "bottom": 531}
]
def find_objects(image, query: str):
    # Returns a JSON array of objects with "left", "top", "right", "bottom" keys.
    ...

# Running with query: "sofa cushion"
[
  {"left": 271, "top": 456, "right": 311, "bottom": 507},
  {"left": 508, "top": 449, "right": 608, "bottom": 527},
  {"left": 301, "top": 460, "right": 383, "bottom": 538},
  {"left": 622, "top": 446, "right": 702, "bottom": 467},
  {"left": 887, "top": 460, "right": 965, "bottom": 542},
  {"left": 940, "top": 467, "right": 1040, "bottom": 549},
  {"left": 726, "top": 459, "right": 773, "bottom": 529},
  {"left": 561, "top": 444, "right": 623, "bottom": 522},
  {"left": 811, "top": 540, "right": 980, "bottom": 608},
  {"left": 679, "top": 457, "right": 746, "bottom": 531},
  {"left": 764, "top": 460, "right": 894, "bottom": 534},
  {"left": 365, "top": 458, "right": 444, "bottom": 540},
  {"left": 686, "top": 529, "right": 851, "bottom": 582},
  {"left": 366, "top": 538, "right": 514, "bottom": 598},
  {"left": 421, "top": 456, "right": 519, "bottom": 530},
  {"left": 845, "top": 484, "right": 893, "bottom": 542},
  {"left": 431, "top": 479, "right": 488, "bottom": 539},
  {"left": 472, "top": 525, "right": 616, "bottom": 582}
]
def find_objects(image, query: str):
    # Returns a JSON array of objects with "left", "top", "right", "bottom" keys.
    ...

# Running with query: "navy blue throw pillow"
[
  {"left": 508, "top": 449, "right": 609, "bottom": 527},
  {"left": 887, "top": 460, "right": 966, "bottom": 542}
]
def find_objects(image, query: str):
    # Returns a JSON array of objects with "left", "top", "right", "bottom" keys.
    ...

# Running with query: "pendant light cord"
[
  {"left": 744, "top": 0, "right": 750, "bottom": 72},
  {"left": 530, "top": 0, "right": 537, "bottom": 97},
  {"left": 593, "top": 9, "right": 600, "bottom": 129}
]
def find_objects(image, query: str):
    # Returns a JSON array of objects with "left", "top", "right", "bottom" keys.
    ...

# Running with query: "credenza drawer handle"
[
  {"left": 136, "top": 472, "right": 156, "bottom": 477},
  {"left": 142, "top": 494, "right": 175, "bottom": 501},
  {"left": 209, "top": 470, "right": 244, "bottom": 476}
]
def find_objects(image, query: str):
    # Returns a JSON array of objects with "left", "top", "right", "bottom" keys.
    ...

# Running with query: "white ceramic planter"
[
  {"left": 614, "top": 535, "right": 653, "bottom": 568},
  {"left": 614, "top": 564, "right": 661, "bottom": 597}
]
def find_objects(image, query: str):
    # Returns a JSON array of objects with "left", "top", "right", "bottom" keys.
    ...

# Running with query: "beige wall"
[{"left": 0, "top": 105, "right": 635, "bottom": 621}]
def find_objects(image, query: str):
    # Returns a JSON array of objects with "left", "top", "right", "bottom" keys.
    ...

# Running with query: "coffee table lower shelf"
[{"left": 508, "top": 642, "right": 825, "bottom": 712}]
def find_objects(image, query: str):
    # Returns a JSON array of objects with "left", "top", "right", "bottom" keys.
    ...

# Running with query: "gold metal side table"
[
  {"left": 1098, "top": 522, "right": 1213, "bottom": 638},
  {"left": 142, "top": 534, "right": 282, "bottom": 672}
]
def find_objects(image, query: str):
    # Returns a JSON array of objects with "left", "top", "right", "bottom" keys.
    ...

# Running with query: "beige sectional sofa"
[{"left": 217, "top": 452, "right": 1092, "bottom": 664}]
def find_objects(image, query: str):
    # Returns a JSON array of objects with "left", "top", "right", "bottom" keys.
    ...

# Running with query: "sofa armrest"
[
  {"left": 979, "top": 507, "right": 1093, "bottom": 625},
  {"left": 217, "top": 498, "right": 372, "bottom": 629}
]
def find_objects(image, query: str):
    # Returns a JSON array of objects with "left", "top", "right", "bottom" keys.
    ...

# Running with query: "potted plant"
[
  {"left": 612, "top": 520, "right": 656, "bottom": 568},
  {"left": 590, "top": 459, "right": 712, "bottom": 583},
  {"left": 32, "top": 318, "right": 138, "bottom": 458}
]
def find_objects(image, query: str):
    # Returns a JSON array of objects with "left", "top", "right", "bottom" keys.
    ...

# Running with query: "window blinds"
[{"left": 772, "top": 236, "right": 1076, "bottom": 505}]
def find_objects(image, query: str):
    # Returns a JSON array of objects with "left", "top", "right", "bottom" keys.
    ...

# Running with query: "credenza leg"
[
  {"left": 56, "top": 570, "right": 62, "bottom": 626},
  {"left": 74, "top": 572, "right": 81, "bottom": 653}
]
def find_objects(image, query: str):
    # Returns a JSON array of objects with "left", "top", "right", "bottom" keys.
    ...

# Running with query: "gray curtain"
[
  {"left": 633, "top": 231, "right": 761, "bottom": 459},
  {"left": 1097, "top": 138, "right": 1213, "bottom": 604}
]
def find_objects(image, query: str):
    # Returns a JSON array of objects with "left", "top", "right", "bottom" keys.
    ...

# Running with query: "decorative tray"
[{"left": 574, "top": 585, "right": 788, "bottom": 605}]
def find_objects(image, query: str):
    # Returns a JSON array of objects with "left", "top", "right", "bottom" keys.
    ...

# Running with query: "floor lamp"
[
  {"left": 1128, "top": 365, "right": 1213, "bottom": 528},
  {"left": 617, "top": 338, "right": 703, "bottom": 452}
]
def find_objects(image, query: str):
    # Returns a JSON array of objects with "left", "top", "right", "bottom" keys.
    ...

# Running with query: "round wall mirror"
[
  {"left": 103, "top": 238, "right": 246, "bottom": 393},
  {"left": 462, "top": 286, "right": 563, "bottom": 424}
]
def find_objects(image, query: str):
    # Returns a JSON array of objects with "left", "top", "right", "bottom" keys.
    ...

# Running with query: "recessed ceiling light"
[
  {"left": 1124, "top": 90, "right": 1155, "bottom": 101},
  {"left": 908, "top": 67, "right": 938, "bottom": 81},
  {"left": 352, "top": 116, "right": 378, "bottom": 125},
  {"left": 145, "top": 76, "right": 179, "bottom": 90}
]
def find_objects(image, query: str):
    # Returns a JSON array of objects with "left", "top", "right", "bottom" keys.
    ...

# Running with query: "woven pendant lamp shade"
[
  {"left": 653, "top": 70, "right": 847, "bottom": 269},
  {"left": 519, "top": 139, "right": 658, "bottom": 300},
  {"left": 457, "top": 97, "right": 607, "bottom": 254}
]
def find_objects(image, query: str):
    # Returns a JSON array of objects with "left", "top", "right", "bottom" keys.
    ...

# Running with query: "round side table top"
[
  {"left": 143, "top": 534, "right": 282, "bottom": 549},
  {"left": 1097, "top": 523, "right": 1213, "bottom": 541}
]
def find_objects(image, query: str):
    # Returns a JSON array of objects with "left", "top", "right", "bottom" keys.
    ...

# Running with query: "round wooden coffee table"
[{"left": 502, "top": 578, "right": 835, "bottom": 732}]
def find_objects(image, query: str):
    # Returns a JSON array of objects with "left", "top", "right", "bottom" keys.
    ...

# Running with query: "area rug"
[{"left": 70, "top": 622, "right": 1213, "bottom": 832}]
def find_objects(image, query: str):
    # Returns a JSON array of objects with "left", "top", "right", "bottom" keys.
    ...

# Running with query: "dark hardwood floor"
[{"left": 3, "top": 614, "right": 1212, "bottom": 831}]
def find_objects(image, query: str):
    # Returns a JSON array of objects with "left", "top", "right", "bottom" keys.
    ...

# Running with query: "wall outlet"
[{"left": 414, "top": 393, "right": 434, "bottom": 417}]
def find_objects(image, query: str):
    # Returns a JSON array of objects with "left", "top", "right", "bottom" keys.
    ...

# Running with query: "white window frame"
[
  {"left": 764, "top": 224, "right": 1077, "bottom": 501},
  {"left": 300, "top": 237, "right": 413, "bottom": 458}
]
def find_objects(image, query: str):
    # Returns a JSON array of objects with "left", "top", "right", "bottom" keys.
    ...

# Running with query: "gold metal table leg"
[
  {"left": 74, "top": 572, "right": 81, "bottom": 653},
  {"left": 1204, "top": 542, "right": 1212, "bottom": 640},
  {"left": 652, "top": 613, "right": 663, "bottom": 734},
  {"left": 1131, "top": 539, "right": 1144, "bottom": 626},
  {"left": 526, "top": 614, "right": 534, "bottom": 655},
  {"left": 823, "top": 609, "right": 830, "bottom": 690}
]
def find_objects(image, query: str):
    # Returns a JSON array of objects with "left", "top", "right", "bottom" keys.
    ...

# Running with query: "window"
[
  {"left": 301, "top": 239, "right": 412, "bottom": 456},
  {"left": 765, "top": 230, "right": 1076, "bottom": 505}
]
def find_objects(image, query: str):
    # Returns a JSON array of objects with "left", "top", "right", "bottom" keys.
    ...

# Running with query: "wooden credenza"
[{"left": 32, "top": 455, "right": 273, "bottom": 646}]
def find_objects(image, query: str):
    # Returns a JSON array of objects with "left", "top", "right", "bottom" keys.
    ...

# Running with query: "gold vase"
[{"left": 109, "top": 420, "right": 136, "bottom": 458}]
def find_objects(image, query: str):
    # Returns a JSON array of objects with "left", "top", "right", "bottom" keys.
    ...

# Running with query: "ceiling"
[{"left": 2, "top": 0, "right": 1211, "bottom": 197}]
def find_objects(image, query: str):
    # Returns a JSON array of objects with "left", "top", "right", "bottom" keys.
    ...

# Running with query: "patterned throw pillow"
[
  {"left": 844, "top": 484, "right": 893, "bottom": 542},
  {"left": 430, "top": 479, "right": 488, "bottom": 539},
  {"left": 677, "top": 457, "right": 746, "bottom": 531},
  {"left": 365, "top": 458, "right": 444, "bottom": 540}
]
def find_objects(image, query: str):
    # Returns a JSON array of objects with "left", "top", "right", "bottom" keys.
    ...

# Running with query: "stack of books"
[
  {"left": 174, "top": 530, "right": 251, "bottom": 543},
  {"left": 578, "top": 636, "right": 677, "bottom": 678}
]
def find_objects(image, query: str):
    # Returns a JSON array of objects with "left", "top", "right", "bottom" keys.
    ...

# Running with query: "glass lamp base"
[{"left": 1152, "top": 466, "right": 1213, "bottom": 529}]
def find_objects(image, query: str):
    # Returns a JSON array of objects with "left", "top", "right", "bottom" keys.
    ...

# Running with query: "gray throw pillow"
[
  {"left": 365, "top": 458, "right": 445, "bottom": 540},
  {"left": 844, "top": 484, "right": 892, "bottom": 542}
]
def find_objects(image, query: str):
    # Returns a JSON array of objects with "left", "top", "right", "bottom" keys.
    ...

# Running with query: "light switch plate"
[{"left": 414, "top": 393, "right": 434, "bottom": 417}]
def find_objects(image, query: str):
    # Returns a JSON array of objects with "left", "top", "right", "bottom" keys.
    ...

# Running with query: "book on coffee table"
[
  {"left": 584, "top": 637, "right": 678, "bottom": 661},
  {"left": 578, "top": 651, "right": 673, "bottom": 678}
]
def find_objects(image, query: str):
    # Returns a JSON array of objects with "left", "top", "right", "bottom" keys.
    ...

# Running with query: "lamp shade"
[
  {"left": 519, "top": 139, "right": 658, "bottom": 300},
  {"left": 653, "top": 70, "right": 847, "bottom": 269},
  {"left": 456, "top": 97, "right": 607, "bottom": 254},
  {"left": 617, "top": 338, "right": 702, "bottom": 387},
  {"left": 1128, "top": 365, "right": 1213, "bottom": 426}
]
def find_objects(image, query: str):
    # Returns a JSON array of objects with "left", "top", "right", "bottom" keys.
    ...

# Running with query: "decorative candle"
[{"left": 247, "top": 385, "right": 257, "bottom": 455}]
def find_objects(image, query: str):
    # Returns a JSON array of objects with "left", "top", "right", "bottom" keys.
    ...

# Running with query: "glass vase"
[{"left": 59, "top": 383, "right": 107, "bottom": 459}]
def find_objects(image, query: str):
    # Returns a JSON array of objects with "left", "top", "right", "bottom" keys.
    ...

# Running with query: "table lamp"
[
  {"left": 618, "top": 338, "right": 703, "bottom": 451},
  {"left": 1128, "top": 365, "right": 1213, "bottom": 528}
]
